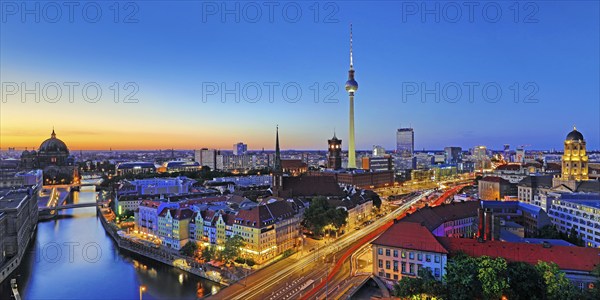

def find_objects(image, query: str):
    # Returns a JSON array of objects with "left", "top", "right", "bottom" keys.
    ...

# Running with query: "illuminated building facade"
[{"left": 561, "top": 127, "right": 589, "bottom": 181}]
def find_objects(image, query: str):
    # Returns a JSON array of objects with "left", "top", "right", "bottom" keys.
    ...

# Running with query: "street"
[{"left": 207, "top": 191, "right": 431, "bottom": 300}]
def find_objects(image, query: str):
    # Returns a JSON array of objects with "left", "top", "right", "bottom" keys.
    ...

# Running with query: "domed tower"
[
  {"left": 38, "top": 128, "right": 70, "bottom": 167},
  {"left": 562, "top": 126, "right": 588, "bottom": 180},
  {"left": 328, "top": 132, "right": 342, "bottom": 170},
  {"left": 345, "top": 24, "right": 358, "bottom": 169}
]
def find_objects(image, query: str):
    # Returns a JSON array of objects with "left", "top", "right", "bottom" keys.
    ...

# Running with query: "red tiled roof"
[
  {"left": 372, "top": 222, "right": 448, "bottom": 254},
  {"left": 234, "top": 200, "right": 296, "bottom": 228},
  {"left": 281, "top": 159, "right": 308, "bottom": 169},
  {"left": 437, "top": 237, "right": 600, "bottom": 272},
  {"left": 158, "top": 207, "right": 193, "bottom": 220}
]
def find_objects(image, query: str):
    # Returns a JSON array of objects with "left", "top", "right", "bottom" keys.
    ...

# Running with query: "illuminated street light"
[{"left": 139, "top": 285, "right": 146, "bottom": 300}]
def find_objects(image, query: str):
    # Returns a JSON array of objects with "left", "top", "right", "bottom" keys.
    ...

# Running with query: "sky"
[{"left": 1, "top": 1, "right": 599, "bottom": 151}]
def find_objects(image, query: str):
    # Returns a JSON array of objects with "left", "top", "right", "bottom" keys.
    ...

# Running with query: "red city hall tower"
[{"left": 328, "top": 133, "right": 342, "bottom": 170}]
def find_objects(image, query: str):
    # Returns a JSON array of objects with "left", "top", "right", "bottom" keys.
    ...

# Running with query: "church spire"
[{"left": 274, "top": 125, "right": 282, "bottom": 172}]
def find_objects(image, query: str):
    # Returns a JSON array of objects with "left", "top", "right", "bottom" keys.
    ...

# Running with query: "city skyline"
[
  {"left": 1, "top": 124, "right": 598, "bottom": 152},
  {"left": 1, "top": 2, "right": 599, "bottom": 150}
]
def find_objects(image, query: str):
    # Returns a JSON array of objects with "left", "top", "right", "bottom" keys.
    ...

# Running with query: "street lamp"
[{"left": 139, "top": 285, "right": 146, "bottom": 300}]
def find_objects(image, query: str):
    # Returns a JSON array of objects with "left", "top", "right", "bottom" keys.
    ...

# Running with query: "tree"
[
  {"left": 201, "top": 245, "right": 216, "bottom": 262},
  {"left": 567, "top": 227, "right": 584, "bottom": 246},
  {"left": 222, "top": 235, "right": 245, "bottom": 263},
  {"left": 392, "top": 268, "right": 443, "bottom": 299},
  {"left": 393, "top": 276, "right": 423, "bottom": 298},
  {"left": 538, "top": 225, "right": 584, "bottom": 246},
  {"left": 536, "top": 261, "right": 580, "bottom": 300},
  {"left": 477, "top": 256, "right": 508, "bottom": 299},
  {"left": 443, "top": 253, "right": 482, "bottom": 300},
  {"left": 506, "top": 262, "right": 544, "bottom": 300},
  {"left": 180, "top": 241, "right": 198, "bottom": 257},
  {"left": 370, "top": 192, "right": 382, "bottom": 209},
  {"left": 303, "top": 197, "right": 332, "bottom": 235},
  {"left": 121, "top": 209, "right": 135, "bottom": 220},
  {"left": 330, "top": 208, "right": 348, "bottom": 229},
  {"left": 537, "top": 225, "right": 561, "bottom": 239}
]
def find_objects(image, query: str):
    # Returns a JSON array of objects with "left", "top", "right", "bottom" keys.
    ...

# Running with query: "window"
[
  {"left": 409, "top": 263, "right": 415, "bottom": 274},
  {"left": 394, "top": 274, "right": 398, "bottom": 280},
  {"left": 435, "top": 268, "right": 440, "bottom": 278},
  {"left": 402, "top": 262, "right": 406, "bottom": 273},
  {"left": 435, "top": 255, "right": 440, "bottom": 263},
  {"left": 386, "top": 249, "right": 391, "bottom": 256},
  {"left": 393, "top": 250, "right": 398, "bottom": 257},
  {"left": 401, "top": 251, "right": 406, "bottom": 258},
  {"left": 409, "top": 252, "right": 414, "bottom": 260},
  {"left": 417, "top": 253, "right": 423, "bottom": 261},
  {"left": 378, "top": 248, "right": 383, "bottom": 255},
  {"left": 393, "top": 260, "right": 398, "bottom": 272},
  {"left": 426, "top": 254, "right": 431, "bottom": 262},
  {"left": 386, "top": 261, "right": 390, "bottom": 270},
  {"left": 386, "top": 273, "right": 390, "bottom": 279},
  {"left": 378, "top": 259, "right": 383, "bottom": 268}
]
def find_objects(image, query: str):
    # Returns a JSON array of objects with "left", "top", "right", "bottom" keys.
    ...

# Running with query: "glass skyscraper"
[{"left": 396, "top": 128, "right": 414, "bottom": 157}]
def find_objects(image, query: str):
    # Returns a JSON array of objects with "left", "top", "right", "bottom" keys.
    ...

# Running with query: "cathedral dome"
[
  {"left": 39, "top": 129, "right": 69, "bottom": 153},
  {"left": 566, "top": 128, "right": 584, "bottom": 141}
]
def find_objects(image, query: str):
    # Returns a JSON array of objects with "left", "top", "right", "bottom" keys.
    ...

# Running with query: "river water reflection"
[{"left": 0, "top": 186, "right": 220, "bottom": 299}]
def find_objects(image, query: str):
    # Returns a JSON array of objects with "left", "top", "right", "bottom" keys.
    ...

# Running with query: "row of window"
[
  {"left": 377, "top": 261, "right": 442, "bottom": 278},
  {"left": 377, "top": 247, "right": 441, "bottom": 263}
]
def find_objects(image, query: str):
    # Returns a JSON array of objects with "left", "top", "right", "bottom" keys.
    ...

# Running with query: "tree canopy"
[
  {"left": 302, "top": 196, "right": 348, "bottom": 236},
  {"left": 392, "top": 254, "right": 593, "bottom": 300},
  {"left": 180, "top": 241, "right": 198, "bottom": 257},
  {"left": 221, "top": 235, "right": 245, "bottom": 263}
]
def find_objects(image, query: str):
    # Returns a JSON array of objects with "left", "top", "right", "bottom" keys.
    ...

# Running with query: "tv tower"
[{"left": 345, "top": 24, "right": 359, "bottom": 169}]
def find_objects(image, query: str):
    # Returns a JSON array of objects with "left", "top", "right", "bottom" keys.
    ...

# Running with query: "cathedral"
[{"left": 20, "top": 129, "right": 77, "bottom": 184}]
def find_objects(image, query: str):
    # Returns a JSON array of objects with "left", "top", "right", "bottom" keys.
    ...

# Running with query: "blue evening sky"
[{"left": 1, "top": 1, "right": 598, "bottom": 151}]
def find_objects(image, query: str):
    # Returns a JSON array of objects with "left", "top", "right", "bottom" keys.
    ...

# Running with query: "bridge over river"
[{"left": 38, "top": 201, "right": 108, "bottom": 212}]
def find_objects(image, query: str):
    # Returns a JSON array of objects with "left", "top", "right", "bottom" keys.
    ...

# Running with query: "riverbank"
[{"left": 97, "top": 207, "right": 231, "bottom": 288}]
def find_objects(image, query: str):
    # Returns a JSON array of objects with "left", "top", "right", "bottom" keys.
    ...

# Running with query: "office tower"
[{"left": 396, "top": 128, "right": 414, "bottom": 157}]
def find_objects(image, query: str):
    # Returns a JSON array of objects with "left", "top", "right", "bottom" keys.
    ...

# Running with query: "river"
[{"left": 0, "top": 186, "right": 220, "bottom": 299}]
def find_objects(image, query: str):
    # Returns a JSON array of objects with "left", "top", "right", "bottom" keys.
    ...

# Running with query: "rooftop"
[
  {"left": 0, "top": 188, "right": 33, "bottom": 210},
  {"left": 402, "top": 201, "right": 480, "bottom": 231},
  {"left": 372, "top": 222, "right": 448, "bottom": 254},
  {"left": 437, "top": 237, "right": 600, "bottom": 272},
  {"left": 518, "top": 175, "right": 554, "bottom": 188},
  {"left": 117, "top": 162, "right": 156, "bottom": 169},
  {"left": 479, "top": 176, "right": 511, "bottom": 184},
  {"left": 281, "top": 175, "right": 345, "bottom": 197}
]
